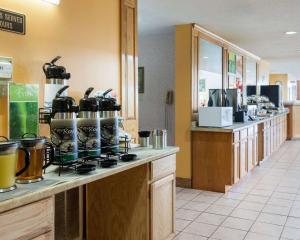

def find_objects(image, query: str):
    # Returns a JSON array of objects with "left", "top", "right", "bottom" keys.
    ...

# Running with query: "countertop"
[
  {"left": 284, "top": 101, "right": 300, "bottom": 106},
  {"left": 191, "top": 109, "right": 289, "bottom": 133},
  {"left": 0, "top": 146, "right": 179, "bottom": 213}
]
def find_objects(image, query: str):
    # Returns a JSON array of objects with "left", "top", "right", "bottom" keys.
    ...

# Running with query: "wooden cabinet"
[
  {"left": 192, "top": 113, "right": 288, "bottom": 193},
  {"left": 233, "top": 142, "right": 240, "bottom": 184},
  {"left": 240, "top": 138, "right": 248, "bottom": 178},
  {"left": 121, "top": 0, "right": 139, "bottom": 142},
  {"left": 240, "top": 129, "right": 248, "bottom": 178},
  {"left": 86, "top": 155, "right": 176, "bottom": 240},
  {"left": 254, "top": 127, "right": 259, "bottom": 166},
  {"left": 150, "top": 155, "right": 176, "bottom": 240},
  {"left": 150, "top": 174, "right": 175, "bottom": 240},
  {"left": 0, "top": 198, "right": 54, "bottom": 240}
]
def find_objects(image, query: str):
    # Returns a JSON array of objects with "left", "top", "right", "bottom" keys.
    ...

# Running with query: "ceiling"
[{"left": 138, "top": 0, "right": 300, "bottom": 59}]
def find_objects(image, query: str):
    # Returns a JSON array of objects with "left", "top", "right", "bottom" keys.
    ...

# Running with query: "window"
[{"left": 198, "top": 39, "right": 223, "bottom": 107}]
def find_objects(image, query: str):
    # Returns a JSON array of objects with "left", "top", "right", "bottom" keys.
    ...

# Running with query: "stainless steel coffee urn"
[
  {"left": 152, "top": 129, "right": 167, "bottom": 149},
  {"left": 50, "top": 86, "right": 79, "bottom": 163},
  {"left": 43, "top": 56, "right": 71, "bottom": 109},
  {"left": 97, "top": 89, "right": 121, "bottom": 153},
  {"left": 78, "top": 88, "right": 101, "bottom": 158}
]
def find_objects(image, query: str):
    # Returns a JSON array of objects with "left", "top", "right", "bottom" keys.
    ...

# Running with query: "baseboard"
[{"left": 176, "top": 177, "right": 192, "bottom": 188}]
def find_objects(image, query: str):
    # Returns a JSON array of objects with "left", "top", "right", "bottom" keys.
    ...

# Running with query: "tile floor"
[{"left": 174, "top": 140, "right": 300, "bottom": 240}]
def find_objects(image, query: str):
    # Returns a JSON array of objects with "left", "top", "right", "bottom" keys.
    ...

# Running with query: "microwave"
[{"left": 198, "top": 107, "right": 233, "bottom": 127}]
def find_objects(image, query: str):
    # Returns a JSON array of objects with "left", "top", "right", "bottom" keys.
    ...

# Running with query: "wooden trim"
[
  {"left": 192, "top": 24, "right": 261, "bottom": 61},
  {"left": 176, "top": 177, "right": 192, "bottom": 188},
  {"left": 191, "top": 31, "right": 199, "bottom": 116},
  {"left": 121, "top": 0, "right": 139, "bottom": 141}
]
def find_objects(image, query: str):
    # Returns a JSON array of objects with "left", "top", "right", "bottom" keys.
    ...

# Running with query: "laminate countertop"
[
  {"left": 0, "top": 146, "right": 179, "bottom": 213},
  {"left": 191, "top": 109, "right": 289, "bottom": 133}
]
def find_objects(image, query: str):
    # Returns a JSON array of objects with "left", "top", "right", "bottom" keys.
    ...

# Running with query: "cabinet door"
[
  {"left": 121, "top": 0, "right": 139, "bottom": 142},
  {"left": 151, "top": 174, "right": 175, "bottom": 240},
  {"left": 240, "top": 140, "right": 247, "bottom": 178},
  {"left": 233, "top": 143, "right": 240, "bottom": 183},
  {"left": 254, "top": 134, "right": 258, "bottom": 166},
  {"left": 247, "top": 137, "right": 254, "bottom": 171}
]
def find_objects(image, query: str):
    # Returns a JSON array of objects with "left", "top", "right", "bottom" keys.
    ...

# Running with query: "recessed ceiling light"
[
  {"left": 203, "top": 56, "right": 209, "bottom": 59},
  {"left": 285, "top": 31, "right": 297, "bottom": 35}
]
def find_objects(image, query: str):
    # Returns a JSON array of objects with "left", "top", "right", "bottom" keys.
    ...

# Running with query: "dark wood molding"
[{"left": 176, "top": 177, "right": 192, "bottom": 188}]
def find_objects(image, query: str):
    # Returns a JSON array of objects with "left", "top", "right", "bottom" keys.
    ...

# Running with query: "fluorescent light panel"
[
  {"left": 285, "top": 31, "right": 297, "bottom": 35},
  {"left": 42, "top": 0, "right": 60, "bottom": 5}
]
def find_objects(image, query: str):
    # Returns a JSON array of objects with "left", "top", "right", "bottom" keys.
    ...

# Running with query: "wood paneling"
[
  {"left": 192, "top": 114, "right": 287, "bottom": 192},
  {"left": 55, "top": 187, "right": 84, "bottom": 240},
  {"left": 0, "top": 197, "right": 54, "bottom": 240},
  {"left": 175, "top": 24, "right": 193, "bottom": 179},
  {"left": 150, "top": 155, "right": 176, "bottom": 181},
  {"left": 285, "top": 105, "right": 293, "bottom": 140},
  {"left": 192, "top": 131, "right": 233, "bottom": 192},
  {"left": 121, "top": 0, "right": 139, "bottom": 142},
  {"left": 151, "top": 174, "right": 175, "bottom": 240},
  {"left": 233, "top": 142, "right": 240, "bottom": 184},
  {"left": 86, "top": 164, "right": 149, "bottom": 240}
]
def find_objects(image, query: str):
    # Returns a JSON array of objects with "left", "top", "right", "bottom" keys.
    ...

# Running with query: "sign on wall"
[{"left": 0, "top": 8, "right": 26, "bottom": 35}]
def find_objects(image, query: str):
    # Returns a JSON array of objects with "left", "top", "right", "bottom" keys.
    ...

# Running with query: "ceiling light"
[
  {"left": 285, "top": 31, "right": 297, "bottom": 35},
  {"left": 203, "top": 56, "right": 209, "bottom": 59},
  {"left": 42, "top": 0, "right": 60, "bottom": 5}
]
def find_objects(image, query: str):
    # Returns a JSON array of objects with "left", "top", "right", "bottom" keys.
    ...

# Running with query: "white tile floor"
[{"left": 174, "top": 140, "right": 300, "bottom": 240}]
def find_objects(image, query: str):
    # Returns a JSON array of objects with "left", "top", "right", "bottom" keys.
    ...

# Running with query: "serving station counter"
[
  {"left": 191, "top": 110, "right": 289, "bottom": 193},
  {"left": 0, "top": 147, "right": 179, "bottom": 240}
]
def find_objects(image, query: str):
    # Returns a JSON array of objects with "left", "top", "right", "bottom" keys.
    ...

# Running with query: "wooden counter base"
[
  {"left": 192, "top": 114, "right": 287, "bottom": 192},
  {"left": 0, "top": 148, "right": 178, "bottom": 240}
]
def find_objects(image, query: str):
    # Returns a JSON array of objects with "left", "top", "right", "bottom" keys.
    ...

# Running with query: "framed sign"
[{"left": 0, "top": 8, "right": 26, "bottom": 35}]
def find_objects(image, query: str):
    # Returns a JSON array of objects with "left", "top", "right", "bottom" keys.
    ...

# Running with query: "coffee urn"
[
  {"left": 78, "top": 88, "right": 101, "bottom": 158},
  {"left": 43, "top": 56, "right": 71, "bottom": 109},
  {"left": 50, "top": 86, "right": 79, "bottom": 163},
  {"left": 97, "top": 89, "right": 121, "bottom": 153}
]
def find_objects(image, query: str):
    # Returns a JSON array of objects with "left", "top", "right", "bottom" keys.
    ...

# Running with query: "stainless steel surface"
[
  {"left": 16, "top": 177, "right": 43, "bottom": 184},
  {"left": 226, "top": 89, "right": 242, "bottom": 114},
  {"left": 78, "top": 111, "right": 99, "bottom": 119},
  {"left": 152, "top": 129, "right": 167, "bottom": 149},
  {"left": 99, "top": 111, "right": 118, "bottom": 118},
  {"left": 54, "top": 112, "right": 77, "bottom": 119},
  {"left": 0, "top": 185, "right": 16, "bottom": 193},
  {"left": 140, "top": 137, "right": 150, "bottom": 147},
  {"left": 208, "top": 89, "right": 223, "bottom": 107},
  {"left": 46, "top": 79, "right": 67, "bottom": 85}
]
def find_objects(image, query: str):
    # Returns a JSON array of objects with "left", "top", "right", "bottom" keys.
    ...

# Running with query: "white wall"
[
  {"left": 138, "top": 31, "right": 175, "bottom": 145},
  {"left": 268, "top": 57, "right": 300, "bottom": 81}
]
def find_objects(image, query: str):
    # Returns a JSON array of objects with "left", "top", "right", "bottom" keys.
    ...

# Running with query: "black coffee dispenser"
[
  {"left": 78, "top": 88, "right": 101, "bottom": 158},
  {"left": 50, "top": 86, "right": 79, "bottom": 163},
  {"left": 97, "top": 89, "right": 121, "bottom": 153}
]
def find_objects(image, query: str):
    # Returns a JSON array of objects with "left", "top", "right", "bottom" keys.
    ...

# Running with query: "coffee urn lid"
[
  {"left": 52, "top": 86, "right": 79, "bottom": 114},
  {"left": 79, "top": 88, "right": 99, "bottom": 112},
  {"left": 98, "top": 89, "right": 121, "bottom": 111}
]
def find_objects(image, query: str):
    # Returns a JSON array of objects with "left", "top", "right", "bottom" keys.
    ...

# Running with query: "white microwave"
[{"left": 198, "top": 107, "right": 233, "bottom": 127}]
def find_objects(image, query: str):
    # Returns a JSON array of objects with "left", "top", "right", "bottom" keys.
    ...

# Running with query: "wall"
[
  {"left": 258, "top": 60, "right": 270, "bottom": 85},
  {"left": 268, "top": 57, "right": 300, "bottom": 80},
  {"left": 175, "top": 25, "right": 193, "bottom": 179},
  {"left": 269, "top": 74, "right": 288, "bottom": 101},
  {"left": 138, "top": 31, "right": 175, "bottom": 145},
  {"left": 0, "top": 0, "right": 120, "bottom": 136}
]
